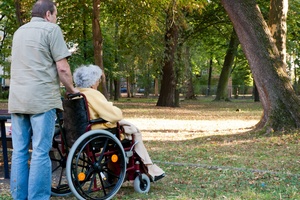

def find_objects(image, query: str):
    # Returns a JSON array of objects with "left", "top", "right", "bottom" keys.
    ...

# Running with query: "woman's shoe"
[{"left": 153, "top": 173, "right": 165, "bottom": 182}]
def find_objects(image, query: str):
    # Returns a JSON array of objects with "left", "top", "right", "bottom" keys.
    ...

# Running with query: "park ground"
[{"left": 1, "top": 97, "right": 300, "bottom": 199}]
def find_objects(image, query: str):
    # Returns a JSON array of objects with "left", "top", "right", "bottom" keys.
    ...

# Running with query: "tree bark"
[
  {"left": 154, "top": 78, "right": 159, "bottom": 96},
  {"left": 113, "top": 22, "right": 119, "bottom": 100},
  {"left": 92, "top": 0, "right": 108, "bottom": 98},
  {"left": 221, "top": 0, "right": 300, "bottom": 131},
  {"left": 253, "top": 81, "right": 260, "bottom": 102},
  {"left": 268, "top": 0, "right": 288, "bottom": 66},
  {"left": 214, "top": 29, "right": 239, "bottom": 101},
  {"left": 14, "top": 0, "right": 24, "bottom": 26},
  {"left": 113, "top": 79, "right": 120, "bottom": 100},
  {"left": 156, "top": 5, "right": 178, "bottom": 107},
  {"left": 184, "top": 46, "right": 196, "bottom": 100},
  {"left": 207, "top": 59, "right": 213, "bottom": 96}
]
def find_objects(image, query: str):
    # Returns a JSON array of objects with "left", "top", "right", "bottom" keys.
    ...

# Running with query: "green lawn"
[{"left": 1, "top": 96, "right": 300, "bottom": 199}]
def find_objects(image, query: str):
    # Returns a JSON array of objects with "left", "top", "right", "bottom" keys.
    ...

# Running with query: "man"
[{"left": 8, "top": 0, "right": 79, "bottom": 199}]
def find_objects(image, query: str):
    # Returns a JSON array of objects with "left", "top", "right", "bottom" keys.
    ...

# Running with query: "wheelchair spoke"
[
  {"left": 51, "top": 147, "right": 71, "bottom": 196},
  {"left": 93, "top": 137, "right": 109, "bottom": 165}
]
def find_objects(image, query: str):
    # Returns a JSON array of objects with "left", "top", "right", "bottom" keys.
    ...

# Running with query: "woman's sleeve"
[{"left": 88, "top": 91, "right": 123, "bottom": 122}]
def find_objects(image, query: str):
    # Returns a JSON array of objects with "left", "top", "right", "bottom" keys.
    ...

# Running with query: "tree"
[
  {"left": 156, "top": 1, "right": 178, "bottom": 107},
  {"left": 183, "top": 46, "right": 196, "bottom": 99},
  {"left": 183, "top": 0, "right": 233, "bottom": 99},
  {"left": 268, "top": 0, "right": 288, "bottom": 67},
  {"left": 92, "top": 0, "right": 108, "bottom": 98},
  {"left": 157, "top": 0, "right": 207, "bottom": 107},
  {"left": 220, "top": 0, "right": 300, "bottom": 131},
  {"left": 286, "top": 1, "right": 300, "bottom": 94},
  {"left": 103, "top": 0, "right": 165, "bottom": 99},
  {"left": 14, "top": 0, "right": 25, "bottom": 26},
  {"left": 214, "top": 29, "right": 239, "bottom": 101}
]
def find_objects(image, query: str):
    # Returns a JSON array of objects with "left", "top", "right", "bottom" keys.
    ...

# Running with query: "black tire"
[
  {"left": 133, "top": 174, "right": 150, "bottom": 193},
  {"left": 66, "top": 130, "right": 126, "bottom": 200}
]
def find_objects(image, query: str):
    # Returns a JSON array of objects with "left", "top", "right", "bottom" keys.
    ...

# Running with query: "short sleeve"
[{"left": 49, "top": 25, "right": 71, "bottom": 62}]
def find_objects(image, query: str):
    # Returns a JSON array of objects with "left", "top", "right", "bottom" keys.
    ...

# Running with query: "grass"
[{"left": 2, "top": 96, "right": 300, "bottom": 199}]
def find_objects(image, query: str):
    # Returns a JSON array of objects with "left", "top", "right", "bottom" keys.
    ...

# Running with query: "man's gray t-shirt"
[{"left": 8, "top": 17, "right": 71, "bottom": 114}]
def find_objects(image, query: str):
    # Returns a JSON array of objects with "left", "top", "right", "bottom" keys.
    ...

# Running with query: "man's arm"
[{"left": 56, "top": 58, "right": 79, "bottom": 94}]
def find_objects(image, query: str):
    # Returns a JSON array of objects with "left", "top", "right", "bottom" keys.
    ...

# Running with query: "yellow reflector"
[
  {"left": 111, "top": 154, "right": 118, "bottom": 163},
  {"left": 78, "top": 172, "right": 86, "bottom": 181}
]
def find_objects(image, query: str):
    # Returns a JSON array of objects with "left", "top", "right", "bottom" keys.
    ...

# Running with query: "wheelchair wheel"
[
  {"left": 50, "top": 130, "right": 71, "bottom": 196},
  {"left": 133, "top": 173, "right": 150, "bottom": 193},
  {"left": 66, "top": 130, "right": 126, "bottom": 200}
]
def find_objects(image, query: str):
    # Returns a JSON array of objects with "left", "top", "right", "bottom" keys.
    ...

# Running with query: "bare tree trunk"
[
  {"left": 214, "top": 29, "right": 239, "bottom": 101},
  {"left": 92, "top": 0, "right": 108, "bottom": 98},
  {"left": 221, "top": 0, "right": 300, "bottom": 131},
  {"left": 156, "top": 4, "right": 178, "bottom": 107}
]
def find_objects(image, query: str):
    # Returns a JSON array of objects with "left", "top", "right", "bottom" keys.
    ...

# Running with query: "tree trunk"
[
  {"left": 185, "top": 46, "right": 196, "bottom": 100},
  {"left": 154, "top": 78, "right": 159, "bottom": 96},
  {"left": 113, "top": 79, "right": 120, "bottom": 101},
  {"left": 174, "top": 43, "right": 183, "bottom": 107},
  {"left": 113, "top": 21, "right": 119, "bottom": 100},
  {"left": 268, "top": 0, "right": 288, "bottom": 66},
  {"left": 214, "top": 29, "right": 239, "bottom": 101},
  {"left": 207, "top": 59, "right": 213, "bottom": 96},
  {"left": 14, "top": 0, "right": 24, "bottom": 26},
  {"left": 126, "top": 77, "right": 131, "bottom": 98},
  {"left": 156, "top": 7, "right": 178, "bottom": 107},
  {"left": 253, "top": 81, "right": 260, "bottom": 102},
  {"left": 221, "top": 0, "right": 300, "bottom": 131},
  {"left": 92, "top": 0, "right": 108, "bottom": 98},
  {"left": 82, "top": 0, "right": 88, "bottom": 61}
]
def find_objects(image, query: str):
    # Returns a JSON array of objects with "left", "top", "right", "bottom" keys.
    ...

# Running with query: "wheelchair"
[{"left": 50, "top": 93, "right": 151, "bottom": 199}]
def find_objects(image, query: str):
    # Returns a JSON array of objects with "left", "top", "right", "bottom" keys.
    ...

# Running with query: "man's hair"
[
  {"left": 73, "top": 65, "right": 103, "bottom": 88},
  {"left": 31, "top": 0, "right": 56, "bottom": 18}
]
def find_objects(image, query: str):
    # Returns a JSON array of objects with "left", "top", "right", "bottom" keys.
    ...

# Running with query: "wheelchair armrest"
[{"left": 89, "top": 118, "right": 108, "bottom": 124}]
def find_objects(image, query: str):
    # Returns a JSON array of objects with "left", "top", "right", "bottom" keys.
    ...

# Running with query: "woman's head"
[{"left": 73, "top": 64, "right": 102, "bottom": 88}]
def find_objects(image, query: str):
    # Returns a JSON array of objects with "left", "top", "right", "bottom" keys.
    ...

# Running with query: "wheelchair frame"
[{"left": 50, "top": 93, "right": 151, "bottom": 199}]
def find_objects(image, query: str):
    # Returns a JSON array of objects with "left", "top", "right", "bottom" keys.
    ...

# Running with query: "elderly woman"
[{"left": 73, "top": 64, "right": 165, "bottom": 182}]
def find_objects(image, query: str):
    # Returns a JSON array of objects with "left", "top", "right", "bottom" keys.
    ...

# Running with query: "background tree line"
[{"left": 0, "top": 0, "right": 300, "bottom": 132}]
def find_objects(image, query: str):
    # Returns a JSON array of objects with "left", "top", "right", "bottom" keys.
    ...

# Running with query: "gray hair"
[{"left": 73, "top": 64, "right": 102, "bottom": 88}]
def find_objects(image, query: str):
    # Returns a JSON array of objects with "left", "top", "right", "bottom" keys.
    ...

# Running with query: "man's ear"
[{"left": 45, "top": 10, "right": 51, "bottom": 21}]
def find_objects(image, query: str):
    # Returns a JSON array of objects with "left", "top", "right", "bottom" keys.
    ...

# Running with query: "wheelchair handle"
[{"left": 67, "top": 92, "right": 82, "bottom": 99}]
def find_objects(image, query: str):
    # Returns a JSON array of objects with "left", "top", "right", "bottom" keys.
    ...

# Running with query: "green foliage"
[
  {"left": 231, "top": 57, "right": 253, "bottom": 96},
  {"left": 57, "top": 0, "right": 94, "bottom": 69},
  {"left": 287, "top": 1, "right": 300, "bottom": 93},
  {"left": 232, "top": 51, "right": 253, "bottom": 87},
  {"left": 0, "top": 0, "right": 299, "bottom": 100},
  {"left": 0, "top": 0, "right": 19, "bottom": 78}
]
